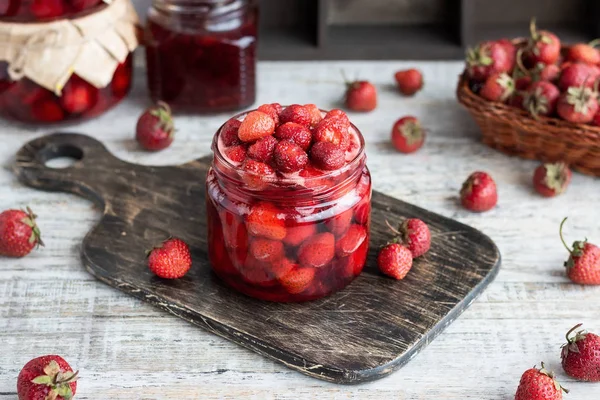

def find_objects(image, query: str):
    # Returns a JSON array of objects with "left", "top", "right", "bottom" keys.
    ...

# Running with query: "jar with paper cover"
[{"left": 0, "top": 0, "right": 140, "bottom": 124}]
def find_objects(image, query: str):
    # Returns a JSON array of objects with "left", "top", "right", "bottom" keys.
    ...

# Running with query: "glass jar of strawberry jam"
[
  {"left": 206, "top": 105, "right": 372, "bottom": 302},
  {"left": 145, "top": 0, "right": 257, "bottom": 113}
]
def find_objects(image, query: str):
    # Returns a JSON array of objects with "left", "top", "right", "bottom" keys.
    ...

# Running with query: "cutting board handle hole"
[{"left": 42, "top": 145, "right": 84, "bottom": 169}]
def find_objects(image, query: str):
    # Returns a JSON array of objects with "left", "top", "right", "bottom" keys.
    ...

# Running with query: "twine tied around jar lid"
[{"left": 0, "top": 0, "right": 140, "bottom": 96}]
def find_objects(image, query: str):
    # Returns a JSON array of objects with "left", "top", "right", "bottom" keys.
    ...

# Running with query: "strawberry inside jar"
[
  {"left": 206, "top": 105, "right": 372, "bottom": 302},
  {"left": 0, "top": 0, "right": 107, "bottom": 22}
]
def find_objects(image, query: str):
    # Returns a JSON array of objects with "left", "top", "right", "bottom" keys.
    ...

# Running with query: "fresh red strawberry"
[
  {"left": 221, "top": 119, "right": 242, "bottom": 146},
  {"left": 274, "top": 122, "right": 312, "bottom": 150},
  {"left": 480, "top": 72, "right": 514, "bottom": 102},
  {"left": 394, "top": 68, "right": 423, "bottom": 96},
  {"left": 336, "top": 224, "right": 367, "bottom": 257},
  {"left": 60, "top": 76, "right": 97, "bottom": 114},
  {"left": 298, "top": 232, "right": 335, "bottom": 268},
  {"left": 313, "top": 116, "right": 350, "bottom": 148},
  {"left": 240, "top": 159, "right": 275, "bottom": 189},
  {"left": 247, "top": 202, "right": 286, "bottom": 240},
  {"left": 17, "top": 355, "right": 78, "bottom": 400},
  {"left": 344, "top": 80, "right": 377, "bottom": 112},
  {"left": 310, "top": 141, "right": 345, "bottom": 171},
  {"left": 528, "top": 62, "right": 561, "bottom": 83},
  {"left": 558, "top": 63, "right": 600, "bottom": 91},
  {"left": 279, "top": 267, "right": 315, "bottom": 294},
  {"left": 377, "top": 243, "right": 413, "bottom": 280},
  {"left": 466, "top": 40, "right": 512, "bottom": 81},
  {"left": 325, "top": 208, "right": 353, "bottom": 237},
  {"left": 399, "top": 218, "right": 431, "bottom": 258},
  {"left": 325, "top": 109, "right": 350, "bottom": 123},
  {"left": 279, "top": 104, "right": 311, "bottom": 127},
  {"left": 523, "top": 81, "right": 560, "bottom": 117},
  {"left": 561, "top": 323, "right": 600, "bottom": 382},
  {"left": 283, "top": 222, "right": 317, "bottom": 247},
  {"left": 249, "top": 238, "right": 284, "bottom": 263},
  {"left": 566, "top": 42, "right": 600, "bottom": 65},
  {"left": 147, "top": 238, "right": 191, "bottom": 279},
  {"left": 557, "top": 86, "right": 599, "bottom": 124},
  {"left": 224, "top": 144, "right": 247, "bottom": 163},
  {"left": 497, "top": 38, "right": 517, "bottom": 70},
  {"left": 31, "top": 99, "right": 65, "bottom": 123},
  {"left": 0, "top": 207, "right": 43, "bottom": 257},
  {"left": 30, "top": 0, "right": 65, "bottom": 18},
  {"left": 515, "top": 363, "right": 567, "bottom": 400},
  {"left": 238, "top": 110, "right": 276, "bottom": 142},
  {"left": 136, "top": 101, "right": 174, "bottom": 151},
  {"left": 273, "top": 140, "right": 308, "bottom": 173},
  {"left": 559, "top": 218, "right": 600, "bottom": 285},
  {"left": 523, "top": 19, "right": 561, "bottom": 67},
  {"left": 391, "top": 116, "right": 425, "bottom": 154},
  {"left": 533, "top": 162, "right": 571, "bottom": 197},
  {"left": 460, "top": 171, "right": 498, "bottom": 212},
  {"left": 304, "top": 103, "right": 323, "bottom": 127},
  {"left": 257, "top": 103, "right": 280, "bottom": 125},
  {"left": 247, "top": 135, "right": 277, "bottom": 163}
]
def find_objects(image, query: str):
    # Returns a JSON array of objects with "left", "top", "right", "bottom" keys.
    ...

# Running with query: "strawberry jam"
[
  {"left": 0, "top": 0, "right": 106, "bottom": 21},
  {"left": 145, "top": 0, "right": 257, "bottom": 113},
  {"left": 206, "top": 106, "right": 372, "bottom": 302},
  {"left": 0, "top": 55, "right": 133, "bottom": 124}
]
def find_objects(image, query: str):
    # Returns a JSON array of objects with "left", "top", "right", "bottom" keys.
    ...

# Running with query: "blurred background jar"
[
  {"left": 145, "top": 0, "right": 258, "bottom": 114},
  {"left": 0, "top": 0, "right": 140, "bottom": 124}
]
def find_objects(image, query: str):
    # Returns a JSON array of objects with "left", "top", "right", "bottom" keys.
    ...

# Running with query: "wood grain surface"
[
  {"left": 12, "top": 132, "right": 499, "bottom": 384},
  {"left": 0, "top": 60, "right": 599, "bottom": 399}
]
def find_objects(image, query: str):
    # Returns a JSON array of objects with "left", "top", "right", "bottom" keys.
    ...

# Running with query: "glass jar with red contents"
[
  {"left": 206, "top": 106, "right": 372, "bottom": 302},
  {"left": 0, "top": 0, "right": 139, "bottom": 124},
  {"left": 145, "top": 0, "right": 257, "bottom": 113}
]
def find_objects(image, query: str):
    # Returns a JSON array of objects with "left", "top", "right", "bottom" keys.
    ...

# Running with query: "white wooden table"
[{"left": 1, "top": 61, "right": 599, "bottom": 399}]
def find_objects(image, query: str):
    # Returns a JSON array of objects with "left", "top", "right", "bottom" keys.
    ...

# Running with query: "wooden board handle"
[{"left": 13, "top": 133, "right": 122, "bottom": 205}]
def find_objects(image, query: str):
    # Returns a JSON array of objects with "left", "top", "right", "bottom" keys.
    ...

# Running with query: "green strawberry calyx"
[
  {"left": 31, "top": 360, "right": 78, "bottom": 400},
  {"left": 21, "top": 206, "right": 44, "bottom": 248},
  {"left": 150, "top": 101, "right": 175, "bottom": 139},
  {"left": 399, "top": 120, "right": 425, "bottom": 146},
  {"left": 538, "top": 362, "right": 569, "bottom": 393},
  {"left": 559, "top": 217, "right": 587, "bottom": 270},
  {"left": 542, "top": 163, "right": 570, "bottom": 194},
  {"left": 466, "top": 44, "right": 492, "bottom": 68},
  {"left": 561, "top": 323, "right": 587, "bottom": 359}
]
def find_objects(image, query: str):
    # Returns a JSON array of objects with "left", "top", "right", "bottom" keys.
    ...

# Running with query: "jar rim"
[
  {"left": 152, "top": 0, "right": 254, "bottom": 18},
  {"left": 212, "top": 107, "right": 366, "bottom": 192}
]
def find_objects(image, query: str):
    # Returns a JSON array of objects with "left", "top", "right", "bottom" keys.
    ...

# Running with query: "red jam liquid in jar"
[
  {"left": 0, "top": 56, "right": 133, "bottom": 124},
  {"left": 145, "top": 0, "right": 257, "bottom": 113},
  {"left": 0, "top": 0, "right": 106, "bottom": 21},
  {"left": 206, "top": 107, "right": 372, "bottom": 302}
]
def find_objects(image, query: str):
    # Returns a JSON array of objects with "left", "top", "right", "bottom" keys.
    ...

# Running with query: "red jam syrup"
[
  {"left": 145, "top": 0, "right": 257, "bottom": 113},
  {"left": 206, "top": 105, "right": 372, "bottom": 302},
  {"left": 0, "top": 55, "right": 132, "bottom": 124},
  {"left": 0, "top": 0, "right": 106, "bottom": 21}
]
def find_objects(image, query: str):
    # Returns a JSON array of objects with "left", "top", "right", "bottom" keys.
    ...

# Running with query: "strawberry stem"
[
  {"left": 515, "top": 47, "right": 528, "bottom": 75},
  {"left": 559, "top": 217, "right": 572, "bottom": 254},
  {"left": 588, "top": 38, "right": 600, "bottom": 48},
  {"left": 566, "top": 323, "right": 583, "bottom": 343},
  {"left": 385, "top": 219, "right": 401, "bottom": 236}
]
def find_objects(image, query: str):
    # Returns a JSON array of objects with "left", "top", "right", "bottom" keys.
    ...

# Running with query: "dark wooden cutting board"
[{"left": 14, "top": 133, "right": 501, "bottom": 384}]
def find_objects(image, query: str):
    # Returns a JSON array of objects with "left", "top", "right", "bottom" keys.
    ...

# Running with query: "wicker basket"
[{"left": 456, "top": 73, "right": 600, "bottom": 177}]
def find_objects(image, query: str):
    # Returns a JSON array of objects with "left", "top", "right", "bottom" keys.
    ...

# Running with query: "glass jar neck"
[{"left": 151, "top": 0, "right": 251, "bottom": 18}]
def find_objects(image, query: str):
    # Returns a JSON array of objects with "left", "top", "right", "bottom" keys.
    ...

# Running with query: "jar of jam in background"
[
  {"left": 0, "top": 0, "right": 139, "bottom": 124},
  {"left": 145, "top": 0, "right": 258, "bottom": 113},
  {"left": 206, "top": 108, "right": 372, "bottom": 302}
]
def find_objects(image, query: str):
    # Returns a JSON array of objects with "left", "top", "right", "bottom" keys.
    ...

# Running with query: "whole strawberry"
[
  {"left": 480, "top": 72, "right": 514, "bottom": 102},
  {"left": 460, "top": 171, "right": 498, "bottom": 212},
  {"left": 559, "top": 218, "right": 600, "bottom": 285},
  {"left": 515, "top": 363, "right": 567, "bottom": 400},
  {"left": 344, "top": 80, "right": 377, "bottom": 112},
  {"left": 561, "top": 323, "right": 600, "bottom": 382},
  {"left": 386, "top": 219, "right": 431, "bottom": 258},
  {"left": 558, "top": 63, "right": 600, "bottom": 92},
  {"left": 466, "top": 40, "right": 512, "bottom": 81},
  {"left": 523, "top": 18, "right": 561, "bottom": 67},
  {"left": 377, "top": 243, "right": 413, "bottom": 280},
  {"left": 557, "top": 86, "right": 599, "bottom": 124},
  {"left": 136, "top": 101, "right": 175, "bottom": 151},
  {"left": 533, "top": 162, "right": 571, "bottom": 197},
  {"left": 394, "top": 69, "right": 423, "bottom": 96},
  {"left": 147, "top": 237, "right": 192, "bottom": 279},
  {"left": 17, "top": 355, "right": 78, "bottom": 400},
  {"left": 0, "top": 207, "right": 43, "bottom": 257},
  {"left": 523, "top": 81, "right": 560, "bottom": 118},
  {"left": 566, "top": 41, "right": 600, "bottom": 65},
  {"left": 391, "top": 116, "right": 425, "bottom": 154}
]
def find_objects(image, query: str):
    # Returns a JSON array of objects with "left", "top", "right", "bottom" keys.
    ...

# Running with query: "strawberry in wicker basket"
[{"left": 457, "top": 18, "right": 600, "bottom": 177}]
